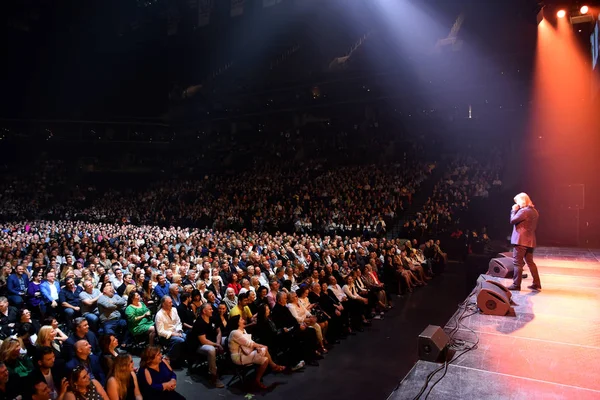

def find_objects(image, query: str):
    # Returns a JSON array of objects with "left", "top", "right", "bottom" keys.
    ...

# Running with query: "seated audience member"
[
  {"left": 153, "top": 274, "right": 170, "bottom": 300},
  {"left": 16, "top": 323, "right": 36, "bottom": 357},
  {"left": 40, "top": 271, "right": 61, "bottom": 317},
  {"left": 168, "top": 284, "right": 181, "bottom": 308},
  {"left": 190, "top": 289, "right": 204, "bottom": 317},
  {"left": 287, "top": 291, "right": 327, "bottom": 354},
  {"left": 137, "top": 346, "right": 185, "bottom": 400},
  {"left": 207, "top": 276, "right": 225, "bottom": 302},
  {"left": 63, "top": 317, "right": 101, "bottom": 360},
  {"left": 362, "top": 263, "right": 391, "bottom": 311},
  {"left": 351, "top": 269, "right": 379, "bottom": 319},
  {"left": 228, "top": 315, "right": 284, "bottom": 389},
  {"left": 65, "top": 339, "right": 106, "bottom": 386},
  {"left": 0, "top": 297, "right": 17, "bottom": 339},
  {"left": 15, "top": 308, "right": 40, "bottom": 334},
  {"left": 27, "top": 269, "right": 45, "bottom": 317},
  {"left": 222, "top": 288, "right": 238, "bottom": 312},
  {"left": 110, "top": 268, "right": 127, "bottom": 297},
  {"left": 124, "top": 292, "right": 155, "bottom": 344},
  {"left": 266, "top": 280, "right": 279, "bottom": 309},
  {"left": 7, "top": 266, "right": 28, "bottom": 307},
  {"left": 253, "top": 302, "right": 306, "bottom": 370},
  {"left": 42, "top": 317, "right": 68, "bottom": 343},
  {"left": 204, "top": 290, "right": 219, "bottom": 313},
  {"left": 79, "top": 280, "right": 101, "bottom": 331},
  {"left": 97, "top": 283, "right": 128, "bottom": 342},
  {"left": 99, "top": 334, "right": 120, "bottom": 378},
  {"left": 106, "top": 354, "right": 142, "bottom": 400},
  {"left": 341, "top": 276, "right": 371, "bottom": 330},
  {"left": 27, "top": 378, "right": 68, "bottom": 400},
  {"left": 35, "top": 325, "right": 62, "bottom": 361},
  {"left": 59, "top": 277, "right": 83, "bottom": 326},
  {"left": 271, "top": 291, "right": 320, "bottom": 365},
  {"left": 187, "top": 303, "right": 224, "bottom": 388},
  {"left": 155, "top": 296, "right": 186, "bottom": 368},
  {"left": 0, "top": 361, "right": 23, "bottom": 400},
  {"left": 309, "top": 282, "right": 344, "bottom": 341},
  {"left": 213, "top": 303, "right": 231, "bottom": 344},
  {"left": 0, "top": 337, "right": 33, "bottom": 382},
  {"left": 176, "top": 292, "right": 195, "bottom": 332},
  {"left": 228, "top": 292, "right": 254, "bottom": 325},
  {"left": 227, "top": 273, "right": 242, "bottom": 295},
  {"left": 29, "top": 346, "right": 65, "bottom": 400},
  {"left": 62, "top": 362, "right": 108, "bottom": 400}
]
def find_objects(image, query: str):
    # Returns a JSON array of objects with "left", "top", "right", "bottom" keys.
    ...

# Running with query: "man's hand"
[{"left": 512, "top": 204, "right": 520, "bottom": 212}]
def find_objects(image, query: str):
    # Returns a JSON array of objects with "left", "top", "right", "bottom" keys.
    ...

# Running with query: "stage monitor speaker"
[
  {"left": 418, "top": 325, "right": 449, "bottom": 363},
  {"left": 477, "top": 281, "right": 514, "bottom": 316},
  {"left": 487, "top": 257, "right": 514, "bottom": 278}
]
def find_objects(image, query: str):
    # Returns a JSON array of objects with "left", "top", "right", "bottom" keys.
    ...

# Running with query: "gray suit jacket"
[{"left": 510, "top": 206, "right": 539, "bottom": 248}]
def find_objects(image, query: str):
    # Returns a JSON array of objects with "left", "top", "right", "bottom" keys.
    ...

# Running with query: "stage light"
[
  {"left": 580, "top": 5, "right": 589, "bottom": 15},
  {"left": 557, "top": 9, "right": 566, "bottom": 18}
]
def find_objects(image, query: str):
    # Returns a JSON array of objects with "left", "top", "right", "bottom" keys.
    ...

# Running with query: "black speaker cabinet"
[
  {"left": 477, "top": 280, "right": 515, "bottom": 316},
  {"left": 487, "top": 257, "right": 514, "bottom": 278},
  {"left": 418, "top": 325, "right": 449, "bottom": 363}
]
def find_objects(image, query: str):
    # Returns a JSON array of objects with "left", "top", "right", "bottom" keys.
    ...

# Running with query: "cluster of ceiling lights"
[{"left": 556, "top": 5, "right": 589, "bottom": 18}]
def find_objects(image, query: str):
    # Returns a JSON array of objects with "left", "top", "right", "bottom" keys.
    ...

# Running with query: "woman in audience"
[
  {"left": 342, "top": 276, "right": 370, "bottom": 329},
  {"left": 42, "top": 316, "right": 68, "bottom": 343},
  {"left": 253, "top": 303, "right": 305, "bottom": 371},
  {"left": 362, "top": 263, "right": 390, "bottom": 311},
  {"left": 255, "top": 286, "right": 269, "bottom": 310},
  {"left": 137, "top": 345, "right": 185, "bottom": 399},
  {"left": 227, "top": 273, "right": 242, "bottom": 295},
  {"left": 35, "top": 325, "right": 62, "bottom": 359},
  {"left": 100, "top": 334, "right": 120, "bottom": 377},
  {"left": 213, "top": 303, "right": 230, "bottom": 345},
  {"left": 287, "top": 291, "right": 327, "bottom": 354},
  {"left": 189, "top": 289, "right": 204, "bottom": 317},
  {"left": 125, "top": 291, "right": 155, "bottom": 344},
  {"left": 27, "top": 268, "right": 45, "bottom": 317},
  {"left": 106, "top": 354, "right": 142, "bottom": 400},
  {"left": 297, "top": 286, "right": 329, "bottom": 345},
  {"left": 228, "top": 315, "right": 285, "bottom": 389},
  {"left": 62, "top": 364, "right": 109, "bottom": 400},
  {"left": 0, "top": 338, "right": 33, "bottom": 381}
]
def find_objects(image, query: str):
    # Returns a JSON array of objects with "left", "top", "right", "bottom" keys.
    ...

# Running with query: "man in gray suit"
[{"left": 508, "top": 192, "right": 542, "bottom": 291}]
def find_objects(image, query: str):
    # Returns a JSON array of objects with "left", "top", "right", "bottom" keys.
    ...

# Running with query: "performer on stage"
[{"left": 508, "top": 192, "right": 542, "bottom": 292}]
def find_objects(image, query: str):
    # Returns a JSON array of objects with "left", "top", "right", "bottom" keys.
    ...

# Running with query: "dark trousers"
[{"left": 513, "top": 245, "right": 541, "bottom": 287}]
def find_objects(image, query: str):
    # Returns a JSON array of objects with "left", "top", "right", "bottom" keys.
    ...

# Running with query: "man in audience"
[
  {"left": 63, "top": 317, "right": 101, "bottom": 359},
  {"left": 271, "top": 291, "right": 320, "bottom": 366},
  {"left": 155, "top": 295, "right": 186, "bottom": 368},
  {"left": 65, "top": 339, "right": 106, "bottom": 386},
  {"left": 266, "top": 279, "right": 280, "bottom": 309},
  {"left": 7, "top": 265, "right": 29, "bottom": 307},
  {"left": 0, "top": 297, "right": 17, "bottom": 339},
  {"left": 188, "top": 303, "right": 224, "bottom": 388},
  {"left": 40, "top": 271, "right": 61, "bottom": 317},
  {"left": 0, "top": 362, "right": 19, "bottom": 400},
  {"left": 97, "top": 282, "right": 127, "bottom": 342},
  {"left": 154, "top": 274, "right": 170, "bottom": 299},
  {"left": 59, "top": 277, "right": 83, "bottom": 326},
  {"left": 79, "top": 280, "right": 101, "bottom": 331},
  {"left": 29, "top": 346, "right": 64, "bottom": 400}
]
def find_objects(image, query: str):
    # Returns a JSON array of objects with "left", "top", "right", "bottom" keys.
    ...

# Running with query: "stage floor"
[{"left": 389, "top": 247, "right": 600, "bottom": 400}]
